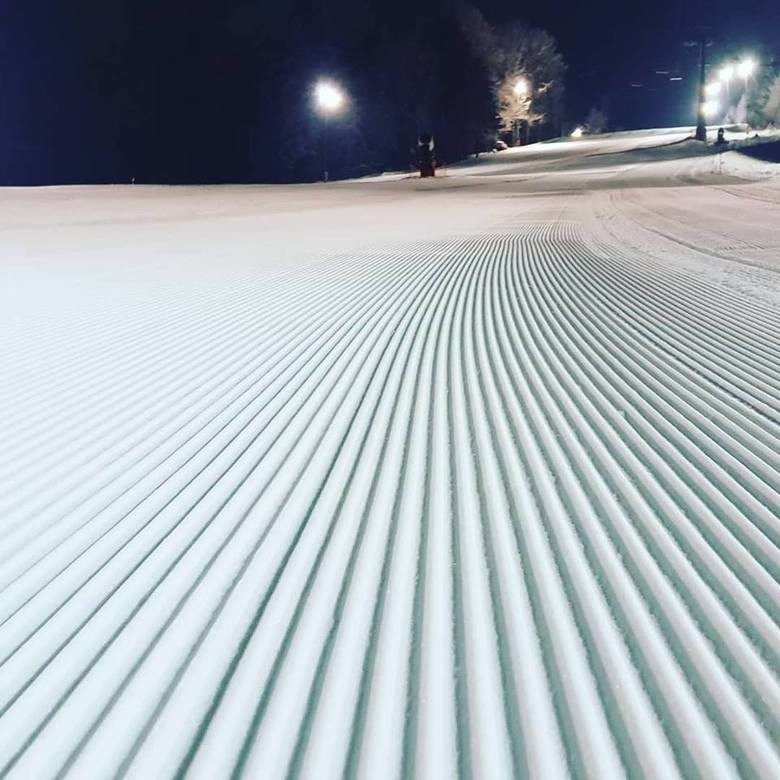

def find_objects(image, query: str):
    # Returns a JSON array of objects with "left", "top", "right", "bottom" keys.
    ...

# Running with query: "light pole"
[
  {"left": 713, "top": 57, "right": 756, "bottom": 129},
  {"left": 737, "top": 58, "right": 757, "bottom": 131},
  {"left": 513, "top": 77, "right": 529, "bottom": 97},
  {"left": 695, "top": 32, "right": 708, "bottom": 141},
  {"left": 702, "top": 80, "right": 722, "bottom": 124},
  {"left": 702, "top": 99, "right": 720, "bottom": 120},
  {"left": 314, "top": 80, "right": 346, "bottom": 182},
  {"left": 719, "top": 62, "right": 735, "bottom": 113},
  {"left": 513, "top": 77, "right": 530, "bottom": 146},
  {"left": 704, "top": 81, "right": 721, "bottom": 98},
  {"left": 737, "top": 57, "right": 756, "bottom": 89}
]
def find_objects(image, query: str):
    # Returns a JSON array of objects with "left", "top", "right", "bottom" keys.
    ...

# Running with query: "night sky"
[{"left": 1, "top": 0, "right": 778, "bottom": 184}]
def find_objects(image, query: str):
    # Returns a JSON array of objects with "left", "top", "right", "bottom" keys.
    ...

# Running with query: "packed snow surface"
[{"left": 1, "top": 129, "right": 779, "bottom": 778}]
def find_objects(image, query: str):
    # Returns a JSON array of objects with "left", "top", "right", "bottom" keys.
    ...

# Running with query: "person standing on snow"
[{"left": 417, "top": 132, "right": 435, "bottom": 177}]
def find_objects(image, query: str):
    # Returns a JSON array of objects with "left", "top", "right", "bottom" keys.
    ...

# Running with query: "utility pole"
[
  {"left": 694, "top": 30, "right": 709, "bottom": 142},
  {"left": 313, "top": 79, "right": 346, "bottom": 183},
  {"left": 322, "top": 115, "right": 329, "bottom": 182}
]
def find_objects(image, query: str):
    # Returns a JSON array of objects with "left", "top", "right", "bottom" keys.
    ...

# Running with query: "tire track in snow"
[{"left": 1, "top": 201, "right": 778, "bottom": 778}]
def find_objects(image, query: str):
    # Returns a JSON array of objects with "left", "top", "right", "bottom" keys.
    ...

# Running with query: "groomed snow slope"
[{"left": 0, "top": 130, "right": 779, "bottom": 779}]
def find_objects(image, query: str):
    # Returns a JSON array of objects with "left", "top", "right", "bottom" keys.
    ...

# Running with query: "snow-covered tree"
[
  {"left": 458, "top": 6, "right": 565, "bottom": 141},
  {"left": 494, "top": 73, "right": 542, "bottom": 139},
  {"left": 764, "top": 77, "right": 780, "bottom": 125},
  {"left": 586, "top": 107, "right": 608, "bottom": 135},
  {"left": 748, "top": 69, "right": 780, "bottom": 127}
]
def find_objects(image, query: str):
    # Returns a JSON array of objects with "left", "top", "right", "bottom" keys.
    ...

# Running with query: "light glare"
[
  {"left": 737, "top": 58, "right": 756, "bottom": 78},
  {"left": 704, "top": 81, "right": 721, "bottom": 97},
  {"left": 513, "top": 78, "right": 529, "bottom": 96},
  {"left": 702, "top": 99, "right": 719, "bottom": 118},
  {"left": 570, "top": 126, "right": 584, "bottom": 138},
  {"left": 315, "top": 81, "right": 346, "bottom": 114},
  {"left": 719, "top": 64, "right": 735, "bottom": 82}
]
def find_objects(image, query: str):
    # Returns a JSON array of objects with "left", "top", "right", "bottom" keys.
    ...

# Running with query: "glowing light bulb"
[
  {"left": 513, "top": 78, "right": 529, "bottom": 96},
  {"left": 314, "top": 81, "right": 346, "bottom": 113},
  {"left": 737, "top": 58, "right": 756, "bottom": 79},
  {"left": 702, "top": 99, "right": 720, "bottom": 118}
]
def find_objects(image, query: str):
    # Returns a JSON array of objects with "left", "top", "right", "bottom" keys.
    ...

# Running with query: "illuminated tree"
[{"left": 459, "top": 6, "right": 565, "bottom": 142}]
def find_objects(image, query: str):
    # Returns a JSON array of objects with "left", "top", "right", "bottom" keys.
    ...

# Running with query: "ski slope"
[{"left": 0, "top": 129, "right": 779, "bottom": 778}]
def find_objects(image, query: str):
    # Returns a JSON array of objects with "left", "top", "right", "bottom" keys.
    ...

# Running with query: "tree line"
[
  {"left": 0, "top": 0, "right": 567, "bottom": 184},
  {"left": 274, "top": 1, "right": 568, "bottom": 181}
]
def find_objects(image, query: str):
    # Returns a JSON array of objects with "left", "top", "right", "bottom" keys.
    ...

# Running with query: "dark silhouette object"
[
  {"left": 693, "top": 30, "right": 711, "bottom": 142},
  {"left": 715, "top": 127, "right": 727, "bottom": 146},
  {"left": 417, "top": 133, "right": 436, "bottom": 178}
]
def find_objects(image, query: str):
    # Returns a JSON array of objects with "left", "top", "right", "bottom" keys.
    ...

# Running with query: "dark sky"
[{"left": 1, "top": 0, "right": 777, "bottom": 184}]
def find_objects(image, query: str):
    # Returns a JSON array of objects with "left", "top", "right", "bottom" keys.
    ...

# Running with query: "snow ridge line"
[
  {"left": 0, "top": 240, "right": 452, "bottom": 545},
  {"left": 0, "top": 239, "right": 447, "bottom": 473},
  {"left": 0, "top": 238, "right": 459, "bottom": 667},
  {"left": 1, "top": 218, "right": 778, "bottom": 778}
]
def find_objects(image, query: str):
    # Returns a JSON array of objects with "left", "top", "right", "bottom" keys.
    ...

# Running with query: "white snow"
[{"left": 0, "top": 128, "right": 779, "bottom": 779}]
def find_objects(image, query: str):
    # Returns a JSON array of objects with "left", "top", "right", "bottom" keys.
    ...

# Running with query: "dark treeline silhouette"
[
  {"left": 1, "top": 1, "right": 507, "bottom": 184},
  {"left": 3, "top": 1, "right": 779, "bottom": 184}
]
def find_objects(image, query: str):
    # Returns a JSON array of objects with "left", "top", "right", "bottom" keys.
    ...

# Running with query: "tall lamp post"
[
  {"left": 314, "top": 80, "right": 346, "bottom": 182},
  {"left": 737, "top": 58, "right": 756, "bottom": 131},
  {"left": 513, "top": 77, "right": 529, "bottom": 146},
  {"left": 737, "top": 58, "right": 756, "bottom": 86},
  {"left": 693, "top": 51, "right": 757, "bottom": 140},
  {"left": 695, "top": 32, "right": 709, "bottom": 141}
]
